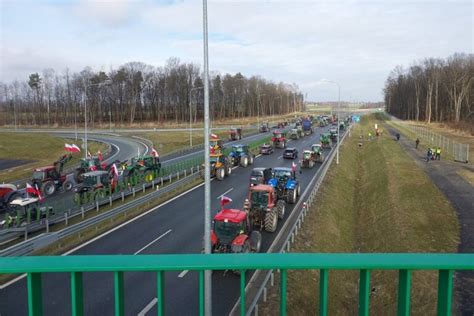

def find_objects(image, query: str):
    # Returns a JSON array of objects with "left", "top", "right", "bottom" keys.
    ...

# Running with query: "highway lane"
[{"left": 0, "top": 126, "right": 336, "bottom": 315}]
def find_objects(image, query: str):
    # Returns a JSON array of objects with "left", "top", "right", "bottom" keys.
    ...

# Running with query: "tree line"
[
  {"left": 0, "top": 58, "right": 304, "bottom": 127},
  {"left": 384, "top": 53, "right": 473, "bottom": 124}
]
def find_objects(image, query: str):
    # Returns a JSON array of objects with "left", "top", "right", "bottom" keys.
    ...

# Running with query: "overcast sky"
[{"left": 1, "top": 0, "right": 472, "bottom": 101}]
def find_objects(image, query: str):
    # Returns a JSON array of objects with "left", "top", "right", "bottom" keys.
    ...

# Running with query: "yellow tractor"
[{"left": 201, "top": 152, "right": 232, "bottom": 181}]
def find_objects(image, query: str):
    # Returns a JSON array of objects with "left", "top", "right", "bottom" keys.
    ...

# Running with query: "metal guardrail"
[
  {"left": 1, "top": 253, "right": 472, "bottom": 316},
  {"left": 231, "top": 125, "right": 353, "bottom": 316}
]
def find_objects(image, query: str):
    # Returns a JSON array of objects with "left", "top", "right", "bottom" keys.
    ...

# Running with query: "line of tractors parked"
[{"left": 209, "top": 114, "right": 353, "bottom": 259}]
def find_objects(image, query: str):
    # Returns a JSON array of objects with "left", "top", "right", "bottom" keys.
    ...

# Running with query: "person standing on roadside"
[
  {"left": 427, "top": 148, "right": 433, "bottom": 162},
  {"left": 415, "top": 138, "right": 420, "bottom": 149},
  {"left": 436, "top": 147, "right": 441, "bottom": 160}
]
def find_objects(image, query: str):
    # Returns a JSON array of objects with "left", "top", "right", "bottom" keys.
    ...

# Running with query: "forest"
[
  {"left": 0, "top": 58, "right": 304, "bottom": 127},
  {"left": 384, "top": 53, "right": 473, "bottom": 126}
]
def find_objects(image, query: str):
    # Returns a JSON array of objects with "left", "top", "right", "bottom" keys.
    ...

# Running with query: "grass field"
[
  {"left": 260, "top": 114, "right": 459, "bottom": 315},
  {"left": 0, "top": 133, "right": 106, "bottom": 183}
]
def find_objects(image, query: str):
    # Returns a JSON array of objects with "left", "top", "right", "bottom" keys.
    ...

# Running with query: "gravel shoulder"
[{"left": 385, "top": 124, "right": 474, "bottom": 315}]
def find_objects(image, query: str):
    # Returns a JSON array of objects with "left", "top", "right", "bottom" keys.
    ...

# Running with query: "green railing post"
[
  {"left": 71, "top": 272, "right": 84, "bottom": 316},
  {"left": 114, "top": 271, "right": 124, "bottom": 316},
  {"left": 157, "top": 271, "right": 165, "bottom": 316},
  {"left": 358, "top": 269, "right": 370, "bottom": 316},
  {"left": 437, "top": 269, "right": 453, "bottom": 316},
  {"left": 397, "top": 269, "right": 411, "bottom": 316},
  {"left": 27, "top": 272, "right": 43, "bottom": 316},
  {"left": 199, "top": 270, "right": 205, "bottom": 316},
  {"left": 240, "top": 270, "right": 246, "bottom": 316},
  {"left": 280, "top": 269, "right": 287, "bottom": 316},
  {"left": 319, "top": 269, "right": 328, "bottom": 316}
]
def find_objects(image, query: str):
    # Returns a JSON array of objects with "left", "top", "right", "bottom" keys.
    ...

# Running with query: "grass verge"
[
  {"left": 0, "top": 133, "right": 106, "bottom": 183},
  {"left": 260, "top": 114, "right": 459, "bottom": 315}
]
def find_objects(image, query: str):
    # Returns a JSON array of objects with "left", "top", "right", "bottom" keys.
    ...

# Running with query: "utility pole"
[{"left": 202, "top": 0, "right": 212, "bottom": 315}]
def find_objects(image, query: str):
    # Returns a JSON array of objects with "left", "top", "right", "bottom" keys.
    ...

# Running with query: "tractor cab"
[
  {"left": 303, "top": 150, "right": 313, "bottom": 160},
  {"left": 74, "top": 170, "right": 110, "bottom": 194},
  {"left": 80, "top": 157, "right": 105, "bottom": 171},
  {"left": 32, "top": 167, "right": 59, "bottom": 182},
  {"left": 211, "top": 209, "right": 259, "bottom": 253},
  {"left": 5, "top": 197, "right": 53, "bottom": 226},
  {"left": 311, "top": 144, "right": 323, "bottom": 154},
  {"left": 272, "top": 130, "right": 283, "bottom": 139},
  {"left": 229, "top": 128, "right": 243, "bottom": 141}
]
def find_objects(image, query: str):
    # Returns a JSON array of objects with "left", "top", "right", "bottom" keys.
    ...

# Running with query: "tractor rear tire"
[
  {"left": 277, "top": 200, "right": 286, "bottom": 219},
  {"left": 225, "top": 165, "right": 232, "bottom": 176},
  {"left": 216, "top": 168, "right": 225, "bottom": 181},
  {"left": 297, "top": 185, "right": 301, "bottom": 196},
  {"left": 264, "top": 209, "right": 278, "bottom": 232},
  {"left": 42, "top": 181, "right": 56, "bottom": 196},
  {"left": 287, "top": 189, "right": 296, "bottom": 204},
  {"left": 63, "top": 181, "right": 73, "bottom": 192},
  {"left": 240, "top": 156, "right": 248, "bottom": 168},
  {"left": 249, "top": 231, "right": 262, "bottom": 253}
]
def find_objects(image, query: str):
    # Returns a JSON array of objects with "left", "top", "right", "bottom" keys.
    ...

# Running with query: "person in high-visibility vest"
[{"left": 436, "top": 147, "right": 441, "bottom": 160}]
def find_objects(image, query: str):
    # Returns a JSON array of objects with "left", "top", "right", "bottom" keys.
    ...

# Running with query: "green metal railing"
[{"left": 1, "top": 253, "right": 473, "bottom": 316}]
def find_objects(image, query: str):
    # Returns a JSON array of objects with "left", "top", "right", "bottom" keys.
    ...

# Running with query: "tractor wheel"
[
  {"left": 225, "top": 165, "right": 232, "bottom": 176},
  {"left": 287, "top": 189, "right": 296, "bottom": 204},
  {"left": 277, "top": 200, "right": 286, "bottom": 220},
  {"left": 42, "top": 181, "right": 56, "bottom": 196},
  {"left": 240, "top": 156, "right": 248, "bottom": 168},
  {"left": 264, "top": 209, "right": 278, "bottom": 232},
  {"left": 63, "top": 181, "right": 74, "bottom": 192},
  {"left": 144, "top": 170, "right": 154, "bottom": 182},
  {"left": 249, "top": 231, "right": 262, "bottom": 253},
  {"left": 249, "top": 155, "right": 254, "bottom": 165},
  {"left": 216, "top": 168, "right": 225, "bottom": 181},
  {"left": 297, "top": 185, "right": 301, "bottom": 197}
]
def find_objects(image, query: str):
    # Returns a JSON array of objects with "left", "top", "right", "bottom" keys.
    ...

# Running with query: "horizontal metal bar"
[{"left": 1, "top": 254, "right": 473, "bottom": 274}]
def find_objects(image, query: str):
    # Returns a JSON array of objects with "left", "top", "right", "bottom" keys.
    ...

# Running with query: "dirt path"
[{"left": 385, "top": 124, "right": 474, "bottom": 315}]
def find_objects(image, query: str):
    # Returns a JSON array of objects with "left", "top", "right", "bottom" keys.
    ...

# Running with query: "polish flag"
[
  {"left": 64, "top": 143, "right": 72, "bottom": 152},
  {"left": 151, "top": 147, "right": 159, "bottom": 158},
  {"left": 97, "top": 150, "right": 103, "bottom": 161},
  {"left": 111, "top": 163, "right": 119, "bottom": 177},
  {"left": 220, "top": 195, "right": 233, "bottom": 207},
  {"left": 210, "top": 133, "right": 218, "bottom": 139},
  {"left": 291, "top": 162, "right": 297, "bottom": 172},
  {"left": 26, "top": 183, "right": 43, "bottom": 200},
  {"left": 70, "top": 144, "right": 81, "bottom": 153}
]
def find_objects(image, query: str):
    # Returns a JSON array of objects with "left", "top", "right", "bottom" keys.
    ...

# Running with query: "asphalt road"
[{"left": 0, "top": 125, "right": 339, "bottom": 316}]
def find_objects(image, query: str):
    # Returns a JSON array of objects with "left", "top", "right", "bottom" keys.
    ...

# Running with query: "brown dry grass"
[{"left": 259, "top": 114, "right": 459, "bottom": 315}]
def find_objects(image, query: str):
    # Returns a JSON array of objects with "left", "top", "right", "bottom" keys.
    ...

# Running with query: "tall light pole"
[
  {"left": 202, "top": 0, "right": 212, "bottom": 315},
  {"left": 320, "top": 79, "right": 341, "bottom": 164},
  {"left": 189, "top": 86, "right": 203, "bottom": 147},
  {"left": 83, "top": 80, "right": 112, "bottom": 158}
]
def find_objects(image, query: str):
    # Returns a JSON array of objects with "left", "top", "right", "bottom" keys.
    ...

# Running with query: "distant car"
[
  {"left": 283, "top": 148, "right": 298, "bottom": 159},
  {"left": 260, "top": 143, "right": 274, "bottom": 155},
  {"left": 249, "top": 167, "right": 273, "bottom": 187}
]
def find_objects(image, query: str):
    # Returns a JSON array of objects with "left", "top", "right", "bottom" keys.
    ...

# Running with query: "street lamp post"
[
  {"left": 189, "top": 87, "right": 204, "bottom": 147},
  {"left": 320, "top": 80, "right": 341, "bottom": 164},
  {"left": 202, "top": 0, "right": 212, "bottom": 314},
  {"left": 83, "top": 80, "right": 112, "bottom": 158}
]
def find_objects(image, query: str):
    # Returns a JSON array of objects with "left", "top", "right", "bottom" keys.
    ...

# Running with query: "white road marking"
[
  {"left": 137, "top": 298, "right": 158, "bottom": 316},
  {"left": 217, "top": 188, "right": 234, "bottom": 199},
  {"left": 178, "top": 270, "right": 189, "bottom": 278},
  {"left": 134, "top": 229, "right": 172, "bottom": 255}
]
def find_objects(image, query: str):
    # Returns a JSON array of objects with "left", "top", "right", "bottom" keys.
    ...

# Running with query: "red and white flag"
[
  {"left": 97, "top": 150, "right": 103, "bottom": 161},
  {"left": 64, "top": 143, "right": 72, "bottom": 152},
  {"left": 291, "top": 162, "right": 297, "bottom": 172},
  {"left": 70, "top": 144, "right": 81, "bottom": 153},
  {"left": 26, "top": 183, "right": 43, "bottom": 200},
  {"left": 111, "top": 163, "right": 119, "bottom": 177},
  {"left": 220, "top": 195, "right": 233, "bottom": 207},
  {"left": 151, "top": 147, "right": 159, "bottom": 158},
  {"left": 210, "top": 133, "right": 218, "bottom": 139}
]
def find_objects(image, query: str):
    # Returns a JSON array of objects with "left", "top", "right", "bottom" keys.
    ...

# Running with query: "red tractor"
[
  {"left": 211, "top": 209, "right": 262, "bottom": 254},
  {"left": 244, "top": 184, "right": 286, "bottom": 232},
  {"left": 229, "top": 127, "right": 243, "bottom": 141},
  {"left": 31, "top": 154, "right": 74, "bottom": 196},
  {"left": 272, "top": 130, "right": 286, "bottom": 149}
]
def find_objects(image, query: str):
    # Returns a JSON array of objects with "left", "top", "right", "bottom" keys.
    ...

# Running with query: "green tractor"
[
  {"left": 288, "top": 128, "right": 299, "bottom": 140},
  {"left": 73, "top": 170, "right": 114, "bottom": 204},
  {"left": 123, "top": 156, "right": 161, "bottom": 182},
  {"left": 311, "top": 144, "right": 324, "bottom": 163},
  {"left": 320, "top": 133, "right": 331, "bottom": 149}
]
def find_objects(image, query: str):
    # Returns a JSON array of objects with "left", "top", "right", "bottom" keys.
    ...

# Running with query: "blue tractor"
[
  {"left": 228, "top": 144, "right": 255, "bottom": 168},
  {"left": 267, "top": 167, "right": 300, "bottom": 204}
]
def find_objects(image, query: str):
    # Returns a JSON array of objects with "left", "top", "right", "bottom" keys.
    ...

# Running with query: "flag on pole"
[
  {"left": 71, "top": 144, "right": 81, "bottom": 152},
  {"left": 35, "top": 184, "right": 44, "bottom": 201},
  {"left": 220, "top": 195, "right": 233, "bottom": 207},
  {"left": 151, "top": 147, "right": 159, "bottom": 158},
  {"left": 64, "top": 143, "right": 72, "bottom": 152},
  {"left": 111, "top": 163, "right": 119, "bottom": 177},
  {"left": 26, "top": 183, "right": 42, "bottom": 200},
  {"left": 97, "top": 150, "right": 103, "bottom": 161},
  {"left": 210, "top": 133, "right": 218, "bottom": 139}
]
